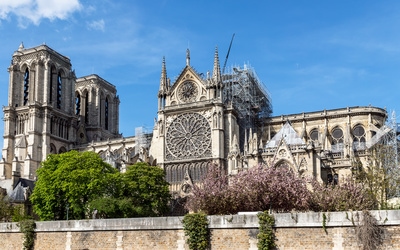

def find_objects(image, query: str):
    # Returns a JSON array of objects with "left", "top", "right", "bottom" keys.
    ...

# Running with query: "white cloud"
[
  {"left": 0, "top": 0, "right": 81, "bottom": 27},
  {"left": 87, "top": 19, "right": 105, "bottom": 32}
]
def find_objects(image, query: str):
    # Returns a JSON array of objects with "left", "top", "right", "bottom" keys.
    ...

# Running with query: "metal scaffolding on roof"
[{"left": 222, "top": 64, "right": 272, "bottom": 150}]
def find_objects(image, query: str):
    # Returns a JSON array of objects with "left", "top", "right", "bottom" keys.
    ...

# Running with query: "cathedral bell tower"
[
  {"left": 0, "top": 43, "right": 77, "bottom": 181},
  {"left": 150, "top": 48, "right": 230, "bottom": 195}
]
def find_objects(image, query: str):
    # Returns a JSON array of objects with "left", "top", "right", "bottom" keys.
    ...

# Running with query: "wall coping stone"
[{"left": 1, "top": 210, "right": 399, "bottom": 233}]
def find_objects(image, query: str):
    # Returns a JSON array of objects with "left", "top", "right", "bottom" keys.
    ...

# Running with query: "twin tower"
[{"left": 0, "top": 44, "right": 120, "bottom": 183}]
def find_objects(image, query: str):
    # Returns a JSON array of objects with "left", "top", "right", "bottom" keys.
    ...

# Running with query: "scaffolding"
[
  {"left": 366, "top": 110, "right": 400, "bottom": 199},
  {"left": 222, "top": 64, "right": 272, "bottom": 150},
  {"left": 135, "top": 126, "right": 150, "bottom": 150}
]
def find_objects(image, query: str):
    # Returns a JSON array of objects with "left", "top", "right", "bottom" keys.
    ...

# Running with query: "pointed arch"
[
  {"left": 56, "top": 71, "right": 63, "bottom": 109},
  {"left": 50, "top": 143, "right": 56, "bottom": 154},
  {"left": 274, "top": 159, "right": 294, "bottom": 171},
  {"left": 330, "top": 126, "right": 344, "bottom": 152},
  {"left": 352, "top": 124, "right": 366, "bottom": 150},
  {"left": 105, "top": 96, "right": 109, "bottom": 130},
  {"left": 58, "top": 146, "right": 67, "bottom": 154},
  {"left": 49, "top": 65, "right": 57, "bottom": 104},
  {"left": 75, "top": 91, "right": 81, "bottom": 115},
  {"left": 85, "top": 90, "right": 89, "bottom": 124},
  {"left": 23, "top": 68, "right": 29, "bottom": 106}
]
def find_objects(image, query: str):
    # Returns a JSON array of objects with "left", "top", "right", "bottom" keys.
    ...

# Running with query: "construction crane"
[{"left": 222, "top": 33, "right": 235, "bottom": 74}]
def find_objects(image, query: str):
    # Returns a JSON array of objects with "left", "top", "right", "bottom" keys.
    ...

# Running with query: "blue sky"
[{"left": 1, "top": 1, "right": 400, "bottom": 157}]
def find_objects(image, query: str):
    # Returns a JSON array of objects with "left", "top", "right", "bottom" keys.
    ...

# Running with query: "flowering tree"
[
  {"left": 186, "top": 164, "right": 312, "bottom": 214},
  {"left": 310, "top": 177, "right": 377, "bottom": 212},
  {"left": 186, "top": 163, "right": 378, "bottom": 215}
]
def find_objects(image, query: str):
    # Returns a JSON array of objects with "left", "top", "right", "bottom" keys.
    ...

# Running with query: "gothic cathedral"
[{"left": 0, "top": 43, "right": 390, "bottom": 200}]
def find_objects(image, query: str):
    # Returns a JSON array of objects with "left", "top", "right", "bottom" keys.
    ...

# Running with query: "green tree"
[
  {"left": 0, "top": 193, "right": 14, "bottom": 222},
  {"left": 121, "top": 162, "right": 171, "bottom": 217},
  {"left": 30, "top": 150, "right": 119, "bottom": 220},
  {"left": 89, "top": 162, "right": 171, "bottom": 218}
]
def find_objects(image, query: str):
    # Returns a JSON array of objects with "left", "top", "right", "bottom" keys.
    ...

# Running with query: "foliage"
[
  {"left": 90, "top": 162, "right": 171, "bottom": 218},
  {"left": 352, "top": 143, "right": 400, "bottom": 209},
  {"left": 0, "top": 194, "right": 14, "bottom": 222},
  {"left": 182, "top": 212, "right": 210, "bottom": 250},
  {"left": 186, "top": 164, "right": 312, "bottom": 214},
  {"left": 185, "top": 164, "right": 230, "bottom": 214},
  {"left": 310, "top": 177, "right": 377, "bottom": 212},
  {"left": 18, "top": 219, "right": 35, "bottom": 250},
  {"left": 12, "top": 204, "right": 32, "bottom": 222},
  {"left": 30, "top": 150, "right": 120, "bottom": 220},
  {"left": 322, "top": 212, "right": 327, "bottom": 234},
  {"left": 30, "top": 152, "right": 170, "bottom": 220},
  {"left": 355, "top": 211, "right": 384, "bottom": 250},
  {"left": 121, "top": 162, "right": 171, "bottom": 217},
  {"left": 257, "top": 211, "right": 275, "bottom": 250}
]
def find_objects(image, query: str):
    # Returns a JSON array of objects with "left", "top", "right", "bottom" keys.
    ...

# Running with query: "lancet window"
[
  {"left": 331, "top": 127, "right": 344, "bottom": 152},
  {"left": 76, "top": 93, "right": 81, "bottom": 115},
  {"left": 85, "top": 92, "right": 89, "bottom": 124},
  {"left": 57, "top": 73, "right": 62, "bottom": 109},
  {"left": 352, "top": 125, "right": 366, "bottom": 150},
  {"left": 23, "top": 68, "right": 29, "bottom": 106},
  {"left": 49, "top": 66, "right": 56, "bottom": 103},
  {"left": 105, "top": 97, "right": 109, "bottom": 130}
]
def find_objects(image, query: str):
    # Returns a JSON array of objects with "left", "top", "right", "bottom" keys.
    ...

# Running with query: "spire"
[
  {"left": 186, "top": 48, "right": 190, "bottom": 66},
  {"left": 18, "top": 42, "right": 24, "bottom": 51},
  {"left": 159, "top": 57, "right": 167, "bottom": 96},
  {"left": 212, "top": 47, "right": 222, "bottom": 84}
]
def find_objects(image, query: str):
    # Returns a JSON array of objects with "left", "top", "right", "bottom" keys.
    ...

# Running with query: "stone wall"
[{"left": 1, "top": 210, "right": 400, "bottom": 250}]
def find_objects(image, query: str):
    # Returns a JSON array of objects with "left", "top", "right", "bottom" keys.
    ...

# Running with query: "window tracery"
[
  {"left": 352, "top": 125, "right": 366, "bottom": 150},
  {"left": 166, "top": 113, "right": 211, "bottom": 160},
  {"left": 331, "top": 127, "right": 344, "bottom": 152},
  {"left": 309, "top": 129, "right": 319, "bottom": 144}
]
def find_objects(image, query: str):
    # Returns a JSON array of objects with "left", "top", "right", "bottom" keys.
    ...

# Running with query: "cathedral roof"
[{"left": 265, "top": 121, "right": 305, "bottom": 148}]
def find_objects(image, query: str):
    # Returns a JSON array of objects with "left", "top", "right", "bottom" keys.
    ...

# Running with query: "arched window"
[
  {"left": 331, "top": 127, "right": 344, "bottom": 152},
  {"left": 105, "top": 97, "right": 109, "bottom": 130},
  {"left": 49, "top": 66, "right": 56, "bottom": 103},
  {"left": 353, "top": 125, "right": 366, "bottom": 150},
  {"left": 58, "top": 147, "right": 67, "bottom": 154},
  {"left": 85, "top": 92, "right": 89, "bottom": 124},
  {"left": 76, "top": 93, "right": 81, "bottom": 115},
  {"left": 50, "top": 144, "right": 56, "bottom": 154},
  {"left": 309, "top": 128, "right": 319, "bottom": 144},
  {"left": 275, "top": 160, "right": 291, "bottom": 169},
  {"left": 57, "top": 72, "right": 62, "bottom": 109},
  {"left": 23, "top": 68, "right": 29, "bottom": 106}
]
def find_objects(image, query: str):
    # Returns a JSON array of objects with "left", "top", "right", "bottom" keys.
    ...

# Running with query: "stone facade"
[
  {"left": 1, "top": 211, "right": 400, "bottom": 250},
  {"left": 0, "top": 44, "right": 389, "bottom": 198},
  {"left": 149, "top": 48, "right": 387, "bottom": 195},
  {"left": 0, "top": 44, "right": 120, "bottom": 186}
]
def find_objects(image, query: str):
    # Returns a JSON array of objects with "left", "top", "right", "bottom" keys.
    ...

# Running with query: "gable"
[
  {"left": 169, "top": 66, "right": 208, "bottom": 105},
  {"left": 265, "top": 121, "right": 305, "bottom": 148}
]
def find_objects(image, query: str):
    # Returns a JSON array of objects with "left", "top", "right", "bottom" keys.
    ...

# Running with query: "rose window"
[{"left": 166, "top": 113, "right": 211, "bottom": 159}]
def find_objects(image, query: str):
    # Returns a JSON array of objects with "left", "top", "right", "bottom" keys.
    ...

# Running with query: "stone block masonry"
[{"left": 0, "top": 210, "right": 400, "bottom": 249}]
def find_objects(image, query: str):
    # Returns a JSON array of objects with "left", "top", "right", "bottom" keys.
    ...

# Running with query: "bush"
[
  {"left": 182, "top": 212, "right": 210, "bottom": 250},
  {"left": 257, "top": 211, "right": 276, "bottom": 250}
]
